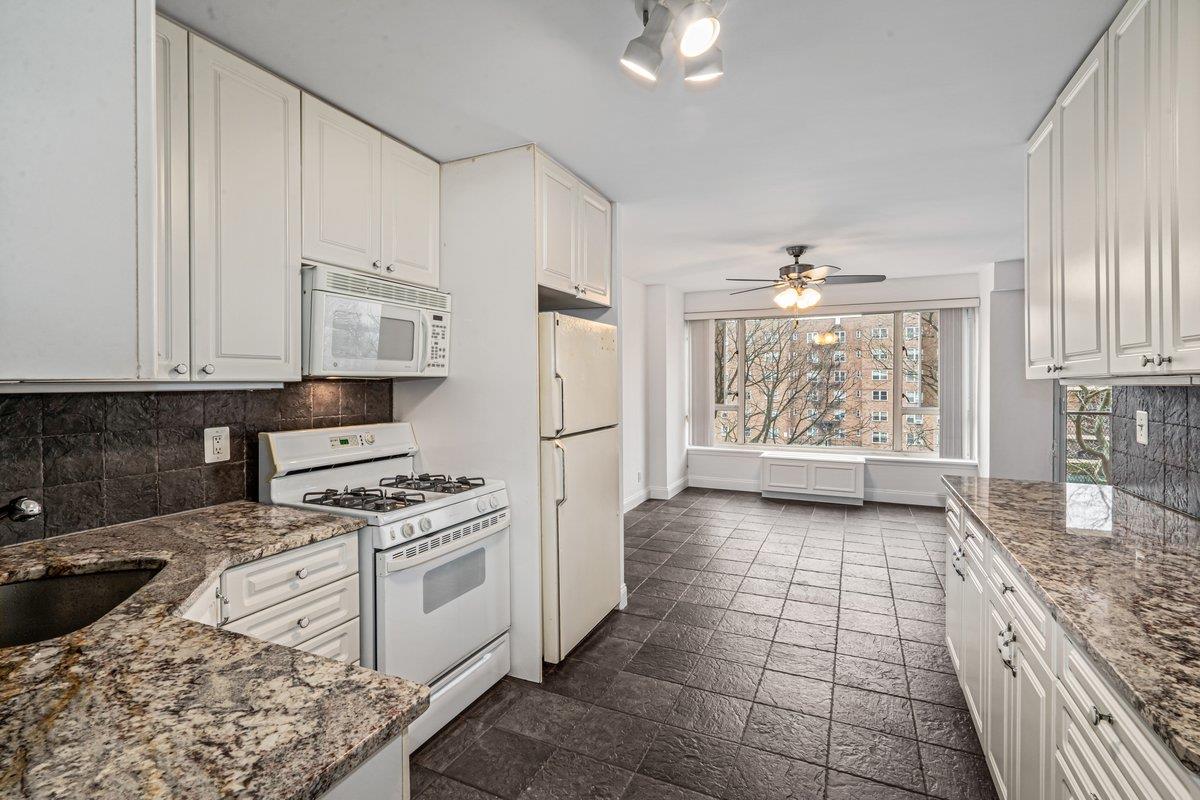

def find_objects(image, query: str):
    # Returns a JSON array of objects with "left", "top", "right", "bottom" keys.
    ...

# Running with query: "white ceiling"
[{"left": 159, "top": 0, "right": 1122, "bottom": 291}]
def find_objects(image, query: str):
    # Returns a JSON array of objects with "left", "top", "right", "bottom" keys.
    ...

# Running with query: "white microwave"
[{"left": 302, "top": 264, "right": 450, "bottom": 378}]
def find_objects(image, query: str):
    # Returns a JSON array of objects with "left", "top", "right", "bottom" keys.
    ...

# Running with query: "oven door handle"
[{"left": 380, "top": 516, "right": 510, "bottom": 575}]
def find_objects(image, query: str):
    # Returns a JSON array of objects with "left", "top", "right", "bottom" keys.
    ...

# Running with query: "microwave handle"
[{"left": 418, "top": 314, "right": 430, "bottom": 373}]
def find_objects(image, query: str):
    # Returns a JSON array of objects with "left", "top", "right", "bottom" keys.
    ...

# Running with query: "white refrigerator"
[{"left": 538, "top": 312, "right": 621, "bottom": 663}]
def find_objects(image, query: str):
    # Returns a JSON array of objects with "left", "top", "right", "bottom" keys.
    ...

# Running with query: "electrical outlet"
[
  {"left": 205, "top": 426, "right": 230, "bottom": 464},
  {"left": 1135, "top": 410, "right": 1149, "bottom": 446}
]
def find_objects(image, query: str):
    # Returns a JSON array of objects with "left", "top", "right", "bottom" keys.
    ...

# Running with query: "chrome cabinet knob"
[
  {"left": 295, "top": 568, "right": 308, "bottom": 580},
  {"left": 201, "top": 364, "right": 215, "bottom": 375},
  {"left": 372, "top": 260, "right": 383, "bottom": 269},
  {"left": 1046, "top": 365, "right": 1053, "bottom": 374},
  {"left": 1155, "top": 353, "right": 1173, "bottom": 366},
  {"left": 297, "top": 616, "right": 310, "bottom": 629},
  {"left": 1090, "top": 705, "right": 1114, "bottom": 726},
  {"left": 2, "top": 496, "right": 43, "bottom": 522},
  {"left": 386, "top": 263, "right": 396, "bottom": 273},
  {"left": 1142, "top": 354, "right": 1154, "bottom": 367},
  {"left": 1001, "top": 582, "right": 1015, "bottom": 595},
  {"left": 172, "top": 363, "right": 188, "bottom": 375}
]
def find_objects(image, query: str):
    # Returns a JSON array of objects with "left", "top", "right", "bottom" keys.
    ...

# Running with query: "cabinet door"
[
  {"left": 380, "top": 135, "right": 440, "bottom": 288},
  {"left": 535, "top": 152, "right": 579, "bottom": 294},
  {"left": 577, "top": 184, "right": 612, "bottom": 306},
  {"left": 153, "top": 16, "right": 191, "bottom": 381},
  {"left": 1059, "top": 40, "right": 1110, "bottom": 378},
  {"left": 1013, "top": 640, "right": 1053, "bottom": 800},
  {"left": 190, "top": 36, "right": 301, "bottom": 381},
  {"left": 984, "top": 601, "right": 1014, "bottom": 800},
  {"left": 945, "top": 535, "right": 964, "bottom": 673},
  {"left": 1108, "top": 0, "right": 1161, "bottom": 374},
  {"left": 301, "top": 94, "right": 381, "bottom": 272},
  {"left": 1026, "top": 111, "right": 1060, "bottom": 378},
  {"left": 961, "top": 557, "right": 987, "bottom": 730},
  {"left": 1159, "top": 0, "right": 1200, "bottom": 371},
  {"left": 0, "top": 0, "right": 149, "bottom": 380}
]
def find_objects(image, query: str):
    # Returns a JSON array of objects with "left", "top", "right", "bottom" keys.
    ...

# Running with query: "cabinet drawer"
[
  {"left": 224, "top": 573, "right": 359, "bottom": 648},
  {"left": 961, "top": 515, "right": 987, "bottom": 569},
  {"left": 988, "top": 548, "right": 1049, "bottom": 657},
  {"left": 945, "top": 497, "right": 963, "bottom": 534},
  {"left": 1059, "top": 637, "right": 1193, "bottom": 800},
  {"left": 1058, "top": 701, "right": 1129, "bottom": 800},
  {"left": 296, "top": 617, "right": 360, "bottom": 665},
  {"left": 221, "top": 532, "right": 357, "bottom": 622}
]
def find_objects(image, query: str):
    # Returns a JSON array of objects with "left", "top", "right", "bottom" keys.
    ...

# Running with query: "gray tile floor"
[{"left": 411, "top": 488, "right": 998, "bottom": 800}]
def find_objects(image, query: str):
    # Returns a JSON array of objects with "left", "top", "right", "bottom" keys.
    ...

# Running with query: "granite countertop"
[
  {"left": 942, "top": 476, "right": 1200, "bottom": 773},
  {"left": 0, "top": 502, "right": 429, "bottom": 800}
]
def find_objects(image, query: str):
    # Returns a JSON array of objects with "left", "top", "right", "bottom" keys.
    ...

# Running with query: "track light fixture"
[{"left": 621, "top": 0, "right": 726, "bottom": 85}]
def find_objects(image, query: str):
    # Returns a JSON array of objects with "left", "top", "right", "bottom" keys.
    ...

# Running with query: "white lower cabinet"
[{"left": 946, "top": 502, "right": 1200, "bottom": 800}]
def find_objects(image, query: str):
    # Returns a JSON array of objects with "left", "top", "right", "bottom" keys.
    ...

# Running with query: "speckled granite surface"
[
  {"left": 942, "top": 476, "right": 1200, "bottom": 773},
  {"left": 0, "top": 502, "right": 429, "bottom": 799}
]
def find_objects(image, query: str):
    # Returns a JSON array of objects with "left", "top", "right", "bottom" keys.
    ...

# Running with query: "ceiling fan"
[{"left": 726, "top": 246, "right": 886, "bottom": 310}]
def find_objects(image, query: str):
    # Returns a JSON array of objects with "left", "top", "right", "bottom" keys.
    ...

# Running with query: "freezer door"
[
  {"left": 540, "top": 426, "right": 622, "bottom": 662},
  {"left": 538, "top": 312, "right": 619, "bottom": 437}
]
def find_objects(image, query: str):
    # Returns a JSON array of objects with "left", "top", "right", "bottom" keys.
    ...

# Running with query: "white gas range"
[{"left": 258, "top": 422, "right": 511, "bottom": 749}]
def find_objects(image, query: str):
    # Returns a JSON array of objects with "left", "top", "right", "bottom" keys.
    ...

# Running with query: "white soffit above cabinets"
[{"left": 158, "top": 0, "right": 1123, "bottom": 291}]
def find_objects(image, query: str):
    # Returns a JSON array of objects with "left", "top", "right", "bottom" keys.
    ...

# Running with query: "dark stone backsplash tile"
[
  {"left": 0, "top": 378, "right": 393, "bottom": 540},
  {"left": 1111, "top": 386, "right": 1200, "bottom": 519}
]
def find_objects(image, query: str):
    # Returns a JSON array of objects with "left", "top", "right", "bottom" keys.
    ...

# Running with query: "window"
[
  {"left": 905, "top": 325, "right": 919, "bottom": 340},
  {"left": 706, "top": 310, "right": 956, "bottom": 454},
  {"left": 1063, "top": 385, "right": 1111, "bottom": 484}
]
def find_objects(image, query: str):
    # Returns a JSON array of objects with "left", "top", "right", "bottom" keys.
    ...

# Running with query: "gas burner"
[
  {"left": 381, "top": 473, "right": 449, "bottom": 492},
  {"left": 304, "top": 487, "right": 393, "bottom": 510},
  {"left": 434, "top": 477, "right": 486, "bottom": 494},
  {"left": 384, "top": 491, "right": 428, "bottom": 507}
]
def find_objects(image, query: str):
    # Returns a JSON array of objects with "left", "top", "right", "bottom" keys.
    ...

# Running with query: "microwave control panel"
[{"left": 425, "top": 314, "right": 450, "bottom": 375}]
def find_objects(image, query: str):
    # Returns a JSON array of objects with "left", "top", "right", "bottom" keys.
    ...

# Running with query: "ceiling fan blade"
[
  {"left": 729, "top": 284, "right": 782, "bottom": 296},
  {"left": 820, "top": 274, "right": 887, "bottom": 284},
  {"left": 797, "top": 265, "right": 840, "bottom": 280},
  {"left": 725, "top": 277, "right": 783, "bottom": 282}
]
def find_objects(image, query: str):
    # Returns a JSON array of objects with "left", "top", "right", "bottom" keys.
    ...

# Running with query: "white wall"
[
  {"left": 982, "top": 260, "right": 1054, "bottom": 479},
  {"left": 645, "top": 284, "right": 687, "bottom": 499},
  {"left": 621, "top": 277, "right": 649, "bottom": 511}
]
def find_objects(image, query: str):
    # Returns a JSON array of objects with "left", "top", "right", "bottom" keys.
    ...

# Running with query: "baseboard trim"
[
  {"left": 687, "top": 475, "right": 761, "bottom": 492},
  {"left": 623, "top": 489, "right": 650, "bottom": 513},
  {"left": 648, "top": 476, "right": 688, "bottom": 500},
  {"left": 864, "top": 487, "right": 945, "bottom": 507}
]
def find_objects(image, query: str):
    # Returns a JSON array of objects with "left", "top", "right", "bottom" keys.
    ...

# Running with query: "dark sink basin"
[{"left": 0, "top": 567, "right": 161, "bottom": 648}]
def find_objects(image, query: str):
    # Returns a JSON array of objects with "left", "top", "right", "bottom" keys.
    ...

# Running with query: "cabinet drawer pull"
[
  {"left": 297, "top": 616, "right": 311, "bottom": 629},
  {"left": 296, "top": 568, "right": 308, "bottom": 580},
  {"left": 1142, "top": 355, "right": 1153, "bottom": 367},
  {"left": 1090, "top": 705, "right": 1114, "bottom": 726},
  {"left": 1001, "top": 583, "right": 1015, "bottom": 595}
]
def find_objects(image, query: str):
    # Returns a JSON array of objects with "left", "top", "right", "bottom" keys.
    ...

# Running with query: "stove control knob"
[
  {"left": 401, "top": 522, "right": 416, "bottom": 539},
  {"left": 489, "top": 495, "right": 500, "bottom": 509},
  {"left": 364, "top": 433, "right": 375, "bottom": 445},
  {"left": 419, "top": 517, "right": 433, "bottom": 533},
  {"left": 476, "top": 499, "right": 488, "bottom": 513}
]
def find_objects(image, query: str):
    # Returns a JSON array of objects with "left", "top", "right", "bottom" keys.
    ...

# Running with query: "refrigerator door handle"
[
  {"left": 554, "top": 442, "right": 567, "bottom": 507},
  {"left": 554, "top": 373, "right": 565, "bottom": 435}
]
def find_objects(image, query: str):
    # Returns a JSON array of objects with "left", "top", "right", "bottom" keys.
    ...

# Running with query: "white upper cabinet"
[
  {"left": 1159, "top": 0, "right": 1200, "bottom": 371},
  {"left": 302, "top": 95, "right": 381, "bottom": 273},
  {"left": 0, "top": 0, "right": 153, "bottom": 381},
  {"left": 154, "top": 16, "right": 191, "bottom": 381},
  {"left": 190, "top": 35, "right": 301, "bottom": 382},
  {"left": 1059, "top": 40, "right": 1109, "bottom": 378},
  {"left": 578, "top": 183, "right": 613, "bottom": 306},
  {"left": 535, "top": 150, "right": 612, "bottom": 308},
  {"left": 536, "top": 152, "right": 580, "bottom": 295},
  {"left": 1108, "top": 0, "right": 1161, "bottom": 375},
  {"left": 1025, "top": 112, "right": 1059, "bottom": 379},
  {"left": 381, "top": 135, "right": 440, "bottom": 288}
]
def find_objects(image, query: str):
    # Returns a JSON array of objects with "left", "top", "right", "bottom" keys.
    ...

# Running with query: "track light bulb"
[
  {"left": 675, "top": 2, "right": 721, "bottom": 57},
  {"left": 620, "top": 2, "right": 673, "bottom": 82},
  {"left": 684, "top": 46, "right": 723, "bottom": 83}
]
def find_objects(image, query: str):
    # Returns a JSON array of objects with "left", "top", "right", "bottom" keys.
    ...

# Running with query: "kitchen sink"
[{"left": 0, "top": 567, "right": 160, "bottom": 648}]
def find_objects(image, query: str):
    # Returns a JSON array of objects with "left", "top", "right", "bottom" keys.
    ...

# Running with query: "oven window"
[
  {"left": 379, "top": 317, "right": 416, "bottom": 362},
  {"left": 423, "top": 548, "right": 486, "bottom": 614}
]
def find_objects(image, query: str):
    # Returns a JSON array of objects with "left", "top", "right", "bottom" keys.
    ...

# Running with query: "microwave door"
[{"left": 314, "top": 291, "right": 422, "bottom": 376}]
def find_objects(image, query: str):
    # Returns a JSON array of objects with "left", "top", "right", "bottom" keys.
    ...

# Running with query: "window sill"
[{"left": 687, "top": 445, "right": 978, "bottom": 468}]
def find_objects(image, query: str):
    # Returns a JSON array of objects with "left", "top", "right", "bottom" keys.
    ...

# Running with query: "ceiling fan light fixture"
[
  {"left": 773, "top": 286, "right": 801, "bottom": 309},
  {"left": 620, "top": 2, "right": 672, "bottom": 81},
  {"left": 674, "top": 1, "right": 721, "bottom": 57},
  {"left": 683, "top": 46, "right": 724, "bottom": 82},
  {"left": 795, "top": 287, "right": 822, "bottom": 309}
]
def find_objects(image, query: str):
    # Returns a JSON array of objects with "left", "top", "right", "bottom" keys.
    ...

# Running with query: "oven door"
[
  {"left": 307, "top": 290, "right": 427, "bottom": 377},
  {"left": 375, "top": 521, "right": 510, "bottom": 684}
]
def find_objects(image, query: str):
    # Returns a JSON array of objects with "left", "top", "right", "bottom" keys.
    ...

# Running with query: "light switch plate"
[
  {"left": 205, "top": 426, "right": 231, "bottom": 463},
  {"left": 1135, "top": 410, "right": 1149, "bottom": 446}
]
